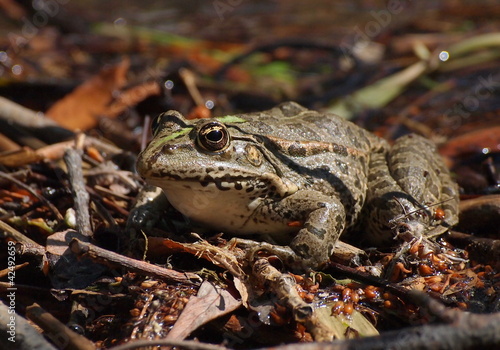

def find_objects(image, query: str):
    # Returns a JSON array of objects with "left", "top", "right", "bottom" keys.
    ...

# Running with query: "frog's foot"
[
  {"left": 127, "top": 185, "right": 169, "bottom": 232},
  {"left": 127, "top": 202, "right": 164, "bottom": 232},
  {"left": 230, "top": 238, "right": 366, "bottom": 272},
  {"left": 229, "top": 238, "right": 306, "bottom": 271},
  {"left": 392, "top": 219, "right": 451, "bottom": 243}
]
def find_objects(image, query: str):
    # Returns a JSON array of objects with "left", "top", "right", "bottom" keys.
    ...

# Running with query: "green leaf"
[{"left": 315, "top": 306, "right": 379, "bottom": 339}]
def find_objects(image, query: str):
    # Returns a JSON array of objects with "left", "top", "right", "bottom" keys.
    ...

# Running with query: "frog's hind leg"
[
  {"left": 360, "top": 134, "right": 458, "bottom": 246},
  {"left": 388, "top": 134, "right": 458, "bottom": 228}
]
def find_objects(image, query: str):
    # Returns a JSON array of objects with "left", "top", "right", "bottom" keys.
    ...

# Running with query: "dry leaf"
[
  {"left": 46, "top": 59, "right": 129, "bottom": 130},
  {"left": 107, "top": 80, "right": 161, "bottom": 117},
  {"left": 233, "top": 276, "right": 249, "bottom": 307},
  {"left": 46, "top": 229, "right": 88, "bottom": 256},
  {"left": 314, "top": 307, "right": 379, "bottom": 340},
  {"left": 166, "top": 280, "right": 242, "bottom": 341}
]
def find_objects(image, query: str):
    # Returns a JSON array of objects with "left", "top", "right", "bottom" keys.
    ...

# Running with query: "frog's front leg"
[{"left": 256, "top": 191, "right": 346, "bottom": 270}]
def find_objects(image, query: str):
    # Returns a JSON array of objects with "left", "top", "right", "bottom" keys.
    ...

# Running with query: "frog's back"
[{"left": 230, "top": 102, "right": 379, "bottom": 227}]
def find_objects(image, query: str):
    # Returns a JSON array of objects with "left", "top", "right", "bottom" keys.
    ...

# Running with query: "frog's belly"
[{"left": 150, "top": 180, "right": 297, "bottom": 237}]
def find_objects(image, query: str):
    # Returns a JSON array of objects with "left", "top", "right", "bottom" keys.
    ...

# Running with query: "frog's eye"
[{"left": 197, "top": 122, "right": 230, "bottom": 152}]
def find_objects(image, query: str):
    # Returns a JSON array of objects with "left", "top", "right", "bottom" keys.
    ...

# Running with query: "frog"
[{"left": 134, "top": 102, "right": 458, "bottom": 270}]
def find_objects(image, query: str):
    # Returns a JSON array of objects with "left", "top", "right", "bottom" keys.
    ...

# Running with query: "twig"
[
  {"left": 64, "top": 147, "right": 92, "bottom": 238},
  {"left": 253, "top": 259, "right": 313, "bottom": 321},
  {"left": 0, "top": 261, "right": 29, "bottom": 278},
  {"left": 0, "top": 96, "right": 60, "bottom": 128},
  {"left": 252, "top": 259, "right": 335, "bottom": 341},
  {"left": 0, "top": 301, "right": 57, "bottom": 350},
  {"left": 69, "top": 238, "right": 202, "bottom": 284},
  {"left": 253, "top": 292, "right": 500, "bottom": 350},
  {"left": 179, "top": 68, "right": 205, "bottom": 107},
  {"left": 327, "top": 261, "right": 452, "bottom": 305},
  {"left": 0, "top": 131, "right": 20, "bottom": 151},
  {"left": 259, "top": 310, "right": 500, "bottom": 350},
  {"left": 109, "top": 339, "right": 227, "bottom": 350},
  {"left": 0, "top": 96, "right": 74, "bottom": 144},
  {"left": 448, "top": 230, "right": 500, "bottom": 265},
  {"left": 0, "top": 118, "right": 48, "bottom": 149},
  {"left": 0, "top": 171, "right": 64, "bottom": 221},
  {"left": 0, "top": 282, "right": 57, "bottom": 300},
  {"left": 0, "top": 219, "right": 45, "bottom": 248},
  {"left": 15, "top": 241, "right": 47, "bottom": 258},
  {"left": 0, "top": 96, "right": 122, "bottom": 156},
  {"left": 0, "top": 168, "right": 29, "bottom": 187},
  {"left": 25, "top": 303, "right": 96, "bottom": 350}
]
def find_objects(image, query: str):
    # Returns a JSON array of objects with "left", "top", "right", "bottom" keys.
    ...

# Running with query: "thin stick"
[
  {"left": 0, "top": 262, "right": 29, "bottom": 278},
  {"left": 327, "top": 261, "right": 449, "bottom": 304},
  {"left": 0, "top": 171, "right": 64, "bottom": 221},
  {"left": 0, "top": 97, "right": 122, "bottom": 155},
  {"left": 64, "top": 148, "right": 92, "bottom": 238},
  {"left": 69, "top": 238, "right": 201, "bottom": 284},
  {"left": 179, "top": 68, "right": 205, "bottom": 107},
  {"left": 0, "top": 219, "right": 45, "bottom": 248},
  {"left": 252, "top": 258, "right": 335, "bottom": 341},
  {"left": 0, "top": 301, "right": 57, "bottom": 350},
  {"left": 109, "top": 339, "right": 227, "bottom": 350},
  {"left": 25, "top": 303, "right": 96, "bottom": 350},
  {"left": 0, "top": 96, "right": 59, "bottom": 128}
]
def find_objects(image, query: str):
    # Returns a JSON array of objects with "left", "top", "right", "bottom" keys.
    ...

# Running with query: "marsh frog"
[{"left": 134, "top": 102, "right": 458, "bottom": 269}]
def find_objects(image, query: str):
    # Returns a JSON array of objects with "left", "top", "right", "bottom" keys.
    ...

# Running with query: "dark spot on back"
[{"left": 287, "top": 142, "right": 307, "bottom": 157}]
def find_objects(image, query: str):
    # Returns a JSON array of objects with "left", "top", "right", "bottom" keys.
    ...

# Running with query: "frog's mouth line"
[{"left": 145, "top": 174, "right": 263, "bottom": 193}]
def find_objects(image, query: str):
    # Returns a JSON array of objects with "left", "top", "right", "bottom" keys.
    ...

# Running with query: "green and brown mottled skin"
[{"left": 134, "top": 102, "right": 458, "bottom": 270}]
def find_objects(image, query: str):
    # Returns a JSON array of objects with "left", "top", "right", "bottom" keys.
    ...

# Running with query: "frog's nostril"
[{"left": 161, "top": 144, "right": 176, "bottom": 154}]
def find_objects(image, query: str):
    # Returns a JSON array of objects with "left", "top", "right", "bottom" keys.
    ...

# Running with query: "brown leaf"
[
  {"left": 439, "top": 126, "right": 500, "bottom": 159},
  {"left": 186, "top": 105, "right": 212, "bottom": 120},
  {"left": 46, "top": 229, "right": 88, "bottom": 256},
  {"left": 165, "top": 280, "right": 242, "bottom": 341},
  {"left": 46, "top": 59, "right": 130, "bottom": 131},
  {"left": 107, "top": 80, "right": 161, "bottom": 118},
  {"left": 0, "top": 0, "right": 26, "bottom": 20}
]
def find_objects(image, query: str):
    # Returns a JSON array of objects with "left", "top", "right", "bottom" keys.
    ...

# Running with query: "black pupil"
[
  {"left": 206, "top": 129, "right": 223, "bottom": 142},
  {"left": 198, "top": 123, "right": 228, "bottom": 152}
]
